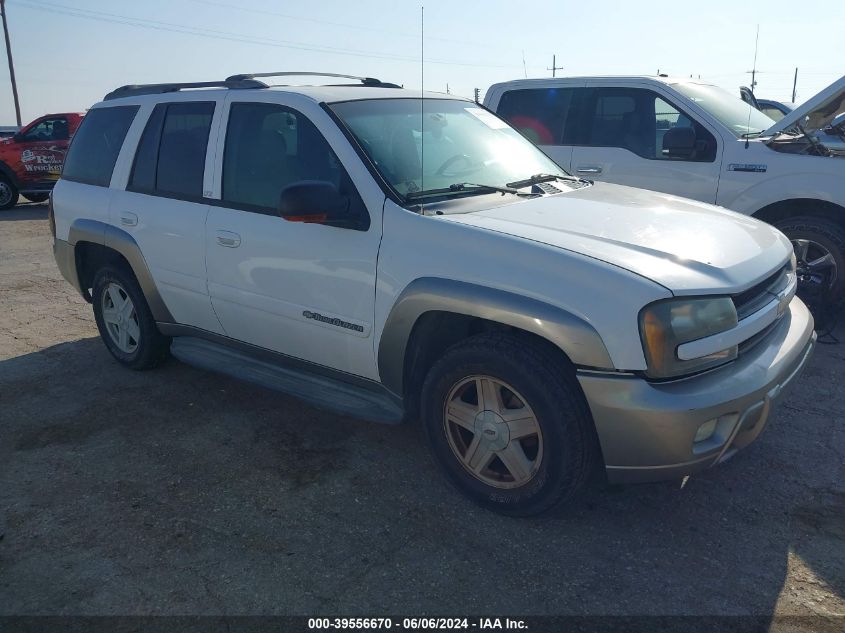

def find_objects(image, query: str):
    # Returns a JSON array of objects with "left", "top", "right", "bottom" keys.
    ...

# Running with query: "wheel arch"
[
  {"left": 377, "top": 278, "right": 614, "bottom": 413},
  {"left": 752, "top": 198, "right": 845, "bottom": 229},
  {"left": 67, "top": 219, "right": 174, "bottom": 322}
]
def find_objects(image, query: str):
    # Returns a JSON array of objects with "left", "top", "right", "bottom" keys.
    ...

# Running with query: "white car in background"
[{"left": 485, "top": 75, "right": 845, "bottom": 302}]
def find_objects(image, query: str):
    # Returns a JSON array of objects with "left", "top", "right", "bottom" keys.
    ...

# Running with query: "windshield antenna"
[
  {"left": 419, "top": 5, "right": 425, "bottom": 212},
  {"left": 745, "top": 24, "right": 759, "bottom": 149}
]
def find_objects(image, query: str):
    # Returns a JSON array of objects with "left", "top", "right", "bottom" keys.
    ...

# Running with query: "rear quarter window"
[
  {"left": 61, "top": 106, "right": 139, "bottom": 187},
  {"left": 495, "top": 88, "right": 576, "bottom": 145}
]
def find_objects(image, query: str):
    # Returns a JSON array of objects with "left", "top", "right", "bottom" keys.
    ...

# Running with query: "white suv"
[
  {"left": 485, "top": 75, "right": 845, "bottom": 303},
  {"left": 51, "top": 72, "right": 816, "bottom": 516}
]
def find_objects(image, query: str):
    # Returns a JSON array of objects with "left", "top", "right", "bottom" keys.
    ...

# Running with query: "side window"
[
  {"left": 61, "top": 107, "right": 138, "bottom": 187},
  {"left": 20, "top": 117, "right": 69, "bottom": 142},
  {"left": 586, "top": 88, "right": 715, "bottom": 162},
  {"left": 496, "top": 88, "right": 575, "bottom": 145},
  {"left": 222, "top": 102, "right": 368, "bottom": 229},
  {"left": 129, "top": 101, "right": 215, "bottom": 198}
]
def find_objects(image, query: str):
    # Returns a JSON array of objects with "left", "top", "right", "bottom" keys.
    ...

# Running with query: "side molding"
[
  {"left": 377, "top": 277, "right": 614, "bottom": 396},
  {"left": 68, "top": 218, "right": 174, "bottom": 323}
]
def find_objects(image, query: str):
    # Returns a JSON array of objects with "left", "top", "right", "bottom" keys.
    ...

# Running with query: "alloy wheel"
[
  {"left": 0, "top": 181, "right": 12, "bottom": 207},
  {"left": 101, "top": 282, "right": 140, "bottom": 353},
  {"left": 792, "top": 238, "right": 838, "bottom": 291},
  {"left": 443, "top": 375, "right": 543, "bottom": 489}
]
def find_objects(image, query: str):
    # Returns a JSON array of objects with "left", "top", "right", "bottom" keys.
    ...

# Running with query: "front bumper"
[{"left": 578, "top": 296, "right": 816, "bottom": 484}]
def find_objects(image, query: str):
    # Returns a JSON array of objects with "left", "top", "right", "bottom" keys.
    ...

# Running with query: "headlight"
[{"left": 639, "top": 297, "right": 738, "bottom": 379}]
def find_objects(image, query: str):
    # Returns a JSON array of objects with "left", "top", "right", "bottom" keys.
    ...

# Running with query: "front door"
[
  {"left": 205, "top": 97, "right": 383, "bottom": 379},
  {"left": 569, "top": 86, "right": 722, "bottom": 203},
  {"left": 10, "top": 115, "right": 72, "bottom": 189}
]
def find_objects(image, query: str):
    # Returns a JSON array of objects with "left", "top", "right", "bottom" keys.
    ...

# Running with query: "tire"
[
  {"left": 92, "top": 265, "right": 171, "bottom": 369},
  {"left": 420, "top": 332, "right": 598, "bottom": 517},
  {"left": 0, "top": 176, "right": 19, "bottom": 210},
  {"left": 774, "top": 215, "right": 845, "bottom": 304},
  {"left": 24, "top": 193, "right": 49, "bottom": 203}
]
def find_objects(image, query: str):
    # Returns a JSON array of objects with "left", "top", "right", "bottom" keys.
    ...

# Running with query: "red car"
[{"left": 0, "top": 112, "right": 85, "bottom": 209}]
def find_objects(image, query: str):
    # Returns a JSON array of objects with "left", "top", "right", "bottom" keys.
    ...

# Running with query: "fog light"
[{"left": 694, "top": 419, "right": 718, "bottom": 443}]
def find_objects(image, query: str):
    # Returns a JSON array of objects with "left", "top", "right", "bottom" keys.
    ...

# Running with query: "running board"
[{"left": 170, "top": 337, "right": 403, "bottom": 424}]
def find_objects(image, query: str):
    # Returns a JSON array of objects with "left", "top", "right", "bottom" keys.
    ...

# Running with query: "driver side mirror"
[
  {"left": 278, "top": 181, "right": 355, "bottom": 228},
  {"left": 662, "top": 126, "right": 696, "bottom": 159}
]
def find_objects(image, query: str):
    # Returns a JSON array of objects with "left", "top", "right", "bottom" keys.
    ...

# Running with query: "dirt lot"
[{"left": 1, "top": 204, "right": 843, "bottom": 619}]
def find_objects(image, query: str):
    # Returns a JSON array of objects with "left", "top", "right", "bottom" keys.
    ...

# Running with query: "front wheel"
[
  {"left": 420, "top": 333, "right": 598, "bottom": 516},
  {"left": 92, "top": 266, "right": 170, "bottom": 369},
  {"left": 774, "top": 215, "right": 845, "bottom": 305}
]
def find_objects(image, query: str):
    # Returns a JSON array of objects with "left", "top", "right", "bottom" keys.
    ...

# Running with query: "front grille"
[{"left": 732, "top": 264, "right": 790, "bottom": 320}]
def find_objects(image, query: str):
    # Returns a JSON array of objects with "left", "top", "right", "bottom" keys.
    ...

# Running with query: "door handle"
[
  {"left": 576, "top": 165, "right": 603, "bottom": 175},
  {"left": 119, "top": 212, "right": 138, "bottom": 227},
  {"left": 216, "top": 230, "right": 241, "bottom": 248}
]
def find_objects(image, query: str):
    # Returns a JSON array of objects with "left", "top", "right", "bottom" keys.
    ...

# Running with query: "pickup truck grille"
[{"left": 732, "top": 264, "right": 790, "bottom": 320}]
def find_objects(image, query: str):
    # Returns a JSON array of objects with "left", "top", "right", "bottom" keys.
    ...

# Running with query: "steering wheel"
[{"left": 434, "top": 153, "right": 476, "bottom": 177}]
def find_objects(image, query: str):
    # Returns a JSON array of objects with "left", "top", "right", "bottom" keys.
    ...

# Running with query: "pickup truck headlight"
[{"left": 639, "top": 297, "right": 738, "bottom": 379}]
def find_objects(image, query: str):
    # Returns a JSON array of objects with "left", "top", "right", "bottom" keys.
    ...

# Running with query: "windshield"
[
  {"left": 329, "top": 98, "right": 566, "bottom": 200},
  {"left": 673, "top": 82, "right": 777, "bottom": 137}
]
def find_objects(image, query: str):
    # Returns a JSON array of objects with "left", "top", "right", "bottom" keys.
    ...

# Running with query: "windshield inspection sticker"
[
  {"left": 728, "top": 163, "right": 767, "bottom": 172},
  {"left": 465, "top": 107, "right": 509, "bottom": 129}
]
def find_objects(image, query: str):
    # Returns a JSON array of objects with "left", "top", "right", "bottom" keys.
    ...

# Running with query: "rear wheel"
[
  {"left": 420, "top": 333, "right": 598, "bottom": 516},
  {"left": 0, "top": 176, "right": 19, "bottom": 210},
  {"left": 774, "top": 216, "right": 845, "bottom": 304},
  {"left": 92, "top": 266, "right": 170, "bottom": 369},
  {"left": 24, "top": 192, "right": 49, "bottom": 203}
]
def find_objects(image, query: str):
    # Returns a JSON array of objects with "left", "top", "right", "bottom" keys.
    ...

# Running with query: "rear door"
[
  {"left": 492, "top": 81, "right": 586, "bottom": 171},
  {"left": 569, "top": 82, "right": 722, "bottom": 202},
  {"left": 108, "top": 98, "right": 224, "bottom": 333}
]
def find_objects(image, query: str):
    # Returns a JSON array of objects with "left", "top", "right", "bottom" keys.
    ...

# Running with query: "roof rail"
[
  {"left": 103, "top": 78, "right": 266, "bottom": 101},
  {"left": 225, "top": 72, "right": 400, "bottom": 88}
]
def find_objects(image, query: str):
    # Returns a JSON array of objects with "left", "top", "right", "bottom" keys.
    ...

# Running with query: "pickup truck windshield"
[
  {"left": 329, "top": 98, "right": 566, "bottom": 200},
  {"left": 674, "top": 82, "right": 776, "bottom": 137}
]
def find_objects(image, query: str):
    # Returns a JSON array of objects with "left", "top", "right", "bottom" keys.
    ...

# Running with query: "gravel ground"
[{"left": 0, "top": 204, "right": 843, "bottom": 620}]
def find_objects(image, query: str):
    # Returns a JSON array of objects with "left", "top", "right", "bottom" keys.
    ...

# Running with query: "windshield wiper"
[
  {"left": 505, "top": 173, "right": 581, "bottom": 189},
  {"left": 405, "top": 182, "right": 530, "bottom": 201}
]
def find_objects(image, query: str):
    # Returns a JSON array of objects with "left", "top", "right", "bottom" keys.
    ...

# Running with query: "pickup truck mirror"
[
  {"left": 278, "top": 181, "right": 350, "bottom": 225},
  {"left": 662, "top": 127, "right": 696, "bottom": 159}
]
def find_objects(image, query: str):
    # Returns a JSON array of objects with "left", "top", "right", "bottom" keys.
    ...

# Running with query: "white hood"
[
  {"left": 763, "top": 74, "right": 845, "bottom": 136},
  {"left": 442, "top": 182, "right": 792, "bottom": 295}
]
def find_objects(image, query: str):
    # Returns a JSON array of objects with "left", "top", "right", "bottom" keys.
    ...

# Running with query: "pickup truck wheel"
[
  {"left": 0, "top": 177, "right": 19, "bottom": 210},
  {"left": 24, "top": 193, "right": 49, "bottom": 203},
  {"left": 775, "top": 216, "right": 845, "bottom": 303},
  {"left": 92, "top": 266, "right": 170, "bottom": 369},
  {"left": 420, "top": 333, "right": 596, "bottom": 516}
]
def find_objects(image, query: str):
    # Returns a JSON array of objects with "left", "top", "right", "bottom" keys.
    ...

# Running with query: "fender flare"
[
  {"left": 376, "top": 277, "right": 614, "bottom": 396},
  {"left": 67, "top": 218, "right": 174, "bottom": 322}
]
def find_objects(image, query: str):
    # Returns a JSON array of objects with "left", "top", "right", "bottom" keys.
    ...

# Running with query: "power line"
[
  {"left": 13, "top": 0, "right": 526, "bottom": 70},
  {"left": 183, "top": 0, "right": 489, "bottom": 48}
]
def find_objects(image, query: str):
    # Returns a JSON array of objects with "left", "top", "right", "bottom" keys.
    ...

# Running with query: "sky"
[{"left": 0, "top": 0, "right": 842, "bottom": 124}]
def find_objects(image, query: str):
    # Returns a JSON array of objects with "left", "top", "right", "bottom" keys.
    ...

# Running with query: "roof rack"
[
  {"left": 225, "top": 72, "right": 400, "bottom": 88},
  {"left": 103, "top": 72, "right": 401, "bottom": 101},
  {"left": 103, "top": 79, "right": 265, "bottom": 101}
]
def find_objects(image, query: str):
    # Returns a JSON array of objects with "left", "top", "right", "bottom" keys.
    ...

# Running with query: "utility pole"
[
  {"left": 474, "top": 88, "right": 480, "bottom": 103},
  {"left": 792, "top": 68, "right": 798, "bottom": 103},
  {"left": 1, "top": 0, "right": 21, "bottom": 126},
  {"left": 547, "top": 54, "right": 563, "bottom": 78}
]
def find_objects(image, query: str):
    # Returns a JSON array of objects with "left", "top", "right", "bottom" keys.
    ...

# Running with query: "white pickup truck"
[
  {"left": 485, "top": 75, "right": 845, "bottom": 303},
  {"left": 51, "top": 72, "right": 816, "bottom": 515}
]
